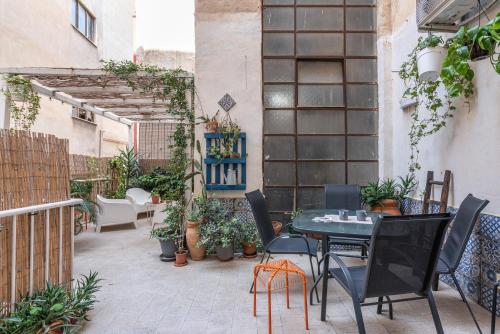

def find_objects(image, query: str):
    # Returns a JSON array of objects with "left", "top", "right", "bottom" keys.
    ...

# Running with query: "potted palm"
[
  {"left": 240, "top": 222, "right": 259, "bottom": 258},
  {"left": 361, "top": 174, "right": 416, "bottom": 215},
  {"left": 150, "top": 202, "right": 182, "bottom": 262}
]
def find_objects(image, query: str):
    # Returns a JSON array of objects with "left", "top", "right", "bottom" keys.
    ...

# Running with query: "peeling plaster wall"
[
  {"left": 381, "top": 0, "right": 500, "bottom": 214},
  {"left": 136, "top": 47, "right": 195, "bottom": 74},
  {"left": 195, "top": 0, "right": 262, "bottom": 197},
  {"left": 0, "top": 0, "right": 133, "bottom": 156}
]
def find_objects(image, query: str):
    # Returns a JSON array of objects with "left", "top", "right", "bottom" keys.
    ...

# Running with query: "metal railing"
[{"left": 0, "top": 198, "right": 83, "bottom": 311}]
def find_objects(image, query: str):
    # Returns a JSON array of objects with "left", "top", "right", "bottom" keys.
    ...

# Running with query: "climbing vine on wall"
[{"left": 1, "top": 75, "right": 41, "bottom": 130}]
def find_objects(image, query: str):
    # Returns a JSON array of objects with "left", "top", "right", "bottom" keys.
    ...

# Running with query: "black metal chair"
[
  {"left": 325, "top": 184, "right": 368, "bottom": 259},
  {"left": 434, "top": 194, "right": 489, "bottom": 334},
  {"left": 323, "top": 213, "right": 452, "bottom": 334},
  {"left": 245, "top": 189, "right": 319, "bottom": 302}
]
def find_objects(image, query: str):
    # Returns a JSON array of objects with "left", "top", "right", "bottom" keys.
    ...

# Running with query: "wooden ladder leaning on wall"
[{"left": 422, "top": 170, "right": 452, "bottom": 291}]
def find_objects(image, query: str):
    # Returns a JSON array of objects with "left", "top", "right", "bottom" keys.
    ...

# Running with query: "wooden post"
[{"left": 0, "top": 78, "right": 11, "bottom": 129}]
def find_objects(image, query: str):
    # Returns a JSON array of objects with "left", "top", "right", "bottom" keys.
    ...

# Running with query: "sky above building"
[{"left": 135, "top": 0, "right": 195, "bottom": 52}]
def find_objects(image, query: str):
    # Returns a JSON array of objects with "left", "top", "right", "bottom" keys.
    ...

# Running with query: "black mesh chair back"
[
  {"left": 440, "top": 194, "right": 488, "bottom": 272},
  {"left": 245, "top": 190, "right": 276, "bottom": 247},
  {"left": 362, "top": 214, "right": 452, "bottom": 300},
  {"left": 325, "top": 184, "right": 362, "bottom": 210}
]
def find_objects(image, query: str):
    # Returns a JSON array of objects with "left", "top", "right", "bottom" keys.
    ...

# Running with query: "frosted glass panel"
[
  {"left": 297, "top": 33, "right": 344, "bottom": 56},
  {"left": 347, "top": 137, "right": 378, "bottom": 160},
  {"left": 297, "top": 0, "right": 343, "bottom": 4},
  {"left": 296, "top": 8, "right": 343, "bottom": 31},
  {"left": 298, "top": 188, "right": 324, "bottom": 209},
  {"left": 346, "top": 85, "right": 377, "bottom": 108},
  {"left": 263, "top": 7, "right": 294, "bottom": 31},
  {"left": 264, "top": 110, "right": 295, "bottom": 134},
  {"left": 264, "top": 0, "right": 294, "bottom": 4},
  {"left": 346, "top": 0, "right": 375, "bottom": 4},
  {"left": 298, "top": 162, "right": 345, "bottom": 185},
  {"left": 298, "top": 85, "right": 344, "bottom": 107},
  {"left": 347, "top": 110, "right": 378, "bottom": 134},
  {"left": 346, "top": 33, "right": 376, "bottom": 56},
  {"left": 264, "top": 188, "right": 294, "bottom": 212},
  {"left": 346, "top": 59, "right": 377, "bottom": 82},
  {"left": 264, "top": 85, "right": 294, "bottom": 108},
  {"left": 264, "top": 162, "right": 296, "bottom": 186},
  {"left": 263, "top": 33, "right": 294, "bottom": 56},
  {"left": 264, "top": 136, "right": 295, "bottom": 160},
  {"left": 298, "top": 61, "right": 343, "bottom": 83},
  {"left": 346, "top": 8, "right": 376, "bottom": 31},
  {"left": 264, "top": 59, "right": 295, "bottom": 83},
  {"left": 298, "top": 136, "right": 345, "bottom": 160},
  {"left": 348, "top": 162, "right": 378, "bottom": 185},
  {"left": 297, "top": 110, "right": 344, "bottom": 134}
]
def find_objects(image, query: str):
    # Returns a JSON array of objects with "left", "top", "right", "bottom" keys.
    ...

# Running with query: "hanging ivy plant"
[
  {"left": 1, "top": 75, "right": 41, "bottom": 130},
  {"left": 399, "top": 35, "right": 455, "bottom": 173}
]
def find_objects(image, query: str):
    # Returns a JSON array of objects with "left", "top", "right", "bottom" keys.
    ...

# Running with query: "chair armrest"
[
  {"left": 327, "top": 251, "right": 362, "bottom": 302},
  {"left": 264, "top": 233, "right": 312, "bottom": 255}
]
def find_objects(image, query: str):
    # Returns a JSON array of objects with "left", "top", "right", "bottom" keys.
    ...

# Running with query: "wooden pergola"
[{"left": 0, "top": 67, "right": 194, "bottom": 127}]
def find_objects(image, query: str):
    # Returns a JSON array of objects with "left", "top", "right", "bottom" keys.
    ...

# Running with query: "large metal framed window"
[{"left": 262, "top": 0, "right": 378, "bottom": 221}]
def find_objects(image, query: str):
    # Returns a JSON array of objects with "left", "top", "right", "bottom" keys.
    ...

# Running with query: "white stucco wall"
[
  {"left": 195, "top": 0, "right": 262, "bottom": 197},
  {"left": 381, "top": 1, "right": 500, "bottom": 214},
  {"left": 0, "top": 0, "right": 134, "bottom": 156}
]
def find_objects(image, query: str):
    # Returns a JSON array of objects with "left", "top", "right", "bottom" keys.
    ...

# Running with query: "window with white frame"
[
  {"left": 72, "top": 106, "right": 95, "bottom": 124},
  {"left": 71, "top": 0, "right": 95, "bottom": 42}
]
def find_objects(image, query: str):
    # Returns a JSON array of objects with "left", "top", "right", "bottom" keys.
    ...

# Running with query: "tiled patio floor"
[{"left": 75, "top": 220, "right": 495, "bottom": 334}]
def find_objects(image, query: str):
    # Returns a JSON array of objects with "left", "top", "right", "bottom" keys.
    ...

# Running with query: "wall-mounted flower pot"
[
  {"left": 370, "top": 199, "right": 402, "bottom": 216},
  {"left": 158, "top": 238, "right": 176, "bottom": 262},
  {"left": 215, "top": 245, "right": 234, "bottom": 261},
  {"left": 417, "top": 46, "right": 446, "bottom": 81},
  {"left": 186, "top": 220, "right": 206, "bottom": 260},
  {"left": 470, "top": 43, "right": 492, "bottom": 62},
  {"left": 206, "top": 121, "right": 218, "bottom": 133},
  {"left": 174, "top": 250, "right": 188, "bottom": 267}
]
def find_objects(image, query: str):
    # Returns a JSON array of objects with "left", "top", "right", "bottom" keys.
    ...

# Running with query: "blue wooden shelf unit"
[{"left": 204, "top": 132, "right": 246, "bottom": 190}]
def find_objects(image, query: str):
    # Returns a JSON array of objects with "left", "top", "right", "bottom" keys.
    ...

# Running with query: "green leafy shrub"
[{"left": 150, "top": 202, "right": 184, "bottom": 241}]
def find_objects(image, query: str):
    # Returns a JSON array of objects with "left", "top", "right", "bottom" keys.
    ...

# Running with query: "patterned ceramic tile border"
[{"left": 402, "top": 198, "right": 500, "bottom": 315}]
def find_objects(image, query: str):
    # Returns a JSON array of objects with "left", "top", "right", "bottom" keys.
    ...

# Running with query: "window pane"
[
  {"left": 298, "top": 85, "right": 344, "bottom": 107},
  {"left": 298, "top": 188, "right": 324, "bottom": 210},
  {"left": 78, "top": 4, "right": 86, "bottom": 33},
  {"left": 263, "top": 33, "right": 294, "bottom": 56},
  {"left": 264, "top": 0, "right": 294, "bottom": 4},
  {"left": 298, "top": 162, "right": 345, "bottom": 185},
  {"left": 298, "top": 61, "right": 343, "bottom": 83},
  {"left": 297, "top": 0, "right": 343, "bottom": 4},
  {"left": 71, "top": 0, "right": 77, "bottom": 26},
  {"left": 346, "top": 59, "right": 377, "bottom": 82},
  {"left": 346, "top": 8, "right": 376, "bottom": 31},
  {"left": 264, "top": 136, "right": 295, "bottom": 160},
  {"left": 298, "top": 136, "right": 345, "bottom": 160},
  {"left": 264, "top": 162, "right": 295, "bottom": 186},
  {"left": 296, "top": 33, "right": 344, "bottom": 56},
  {"left": 347, "top": 137, "right": 378, "bottom": 160},
  {"left": 264, "top": 110, "right": 295, "bottom": 134},
  {"left": 296, "top": 8, "right": 343, "bottom": 31},
  {"left": 264, "top": 188, "right": 294, "bottom": 212},
  {"left": 347, "top": 110, "right": 378, "bottom": 134},
  {"left": 263, "top": 7, "right": 294, "bottom": 31},
  {"left": 297, "top": 110, "right": 344, "bottom": 134},
  {"left": 346, "top": 85, "right": 377, "bottom": 108},
  {"left": 348, "top": 162, "right": 378, "bottom": 186},
  {"left": 346, "top": 0, "right": 375, "bottom": 4},
  {"left": 346, "top": 33, "right": 376, "bottom": 56},
  {"left": 263, "top": 59, "right": 295, "bottom": 83},
  {"left": 87, "top": 15, "right": 94, "bottom": 40},
  {"left": 264, "top": 85, "right": 294, "bottom": 108}
]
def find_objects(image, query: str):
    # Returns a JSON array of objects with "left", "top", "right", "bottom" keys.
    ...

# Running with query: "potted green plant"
[
  {"left": 416, "top": 34, "right": 445, "bottom": 82},
  {"left": 150, "top": 202, "right": 182, "bottom": 261},
  {"left": 240, "top": 222, "right": 259, "bottom": 258},
  {"left": 150, "top": 188, "right": 161, "bottom": 204},
  {"left": 174, "top": 216, "right": 188, "bottom": 267},
  {"left": 198, "top": 110, "right": 220, "bottom": 133},
  {"left": 185, "top": 206, "right": 206, "bottom": 260},
  {"left": 214, "top": 217, "right": 239, "bottom": 261},
  {"left": 361, "top": 175, "right": 416, "bottom": 215}
]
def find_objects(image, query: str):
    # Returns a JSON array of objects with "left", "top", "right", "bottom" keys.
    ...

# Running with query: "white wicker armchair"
[
  {"left": 125, "top": 188, "right": 151, "bottom": 214},
  {"left": 95, "top": 195, "right": 138, "bottom": 232}
]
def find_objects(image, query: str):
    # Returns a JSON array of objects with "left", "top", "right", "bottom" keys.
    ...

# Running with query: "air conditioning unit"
[{"left": 417, "top": 0, "right": 497, "bottom": 32}]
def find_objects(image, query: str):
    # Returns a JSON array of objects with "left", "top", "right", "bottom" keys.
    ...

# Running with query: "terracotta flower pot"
[
  {"left": 186, "top": 220, "right": 206, "bottom": 260},
  {"left": 272, "top": 221, "right": 282, "bottom": 235},
  {"left": 37, "top": 321, "right": 64, "bottom": 334},
  {"left": 206, "top": 121, "right": 218, "bottom": 133},
  {"left": 151, "top": 195, "right": 160, "bottom": 204},
  {"left": 370, "top": 199, "right": 401, "bottom": 216},
  {"left": 242, "top": 241, "right": 257, "bottom": 258},
  {"left": 174, "top": 250, "right": 188, "bottom": 267}
]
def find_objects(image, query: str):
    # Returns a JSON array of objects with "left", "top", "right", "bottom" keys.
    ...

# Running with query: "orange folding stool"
[{"left": 253, "top": 259, "right": 309, "bottom": 334}]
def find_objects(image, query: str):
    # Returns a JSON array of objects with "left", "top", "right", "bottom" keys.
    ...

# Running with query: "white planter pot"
[{"left": 416, "top": 46, "right": 446, "bottom": 82}]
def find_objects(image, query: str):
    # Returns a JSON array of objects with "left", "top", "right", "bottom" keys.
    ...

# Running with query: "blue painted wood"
[
  {"left": 205, "top": 132, "right": 246, "bottom": 139},
  {"left": 241, "top": 135, "right": 247, "bottom": 185},
  {"left": 206, "top": 184, "right": 247, "bottom": 191},
  {"left": 205, "top": 137, "right": 212, "bottom": 184},
  {"left": 204, "top": 158, "right": 246, "bottom": 164}
]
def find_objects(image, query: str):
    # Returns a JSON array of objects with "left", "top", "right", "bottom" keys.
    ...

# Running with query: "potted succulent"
[
  {"left": 150, "top": 189, "right": 161, "bottom": 204},
  {"left": 240, "top": 222, "right": 259, "bottom": 258},
  {"left": 150, "top": 202, "right": 182, "bottom": 261},
  {"left": 361, "top": 174, "right": 416, "bottom": 215},
  {"left": 416, "top": 34, "right": 445, "bottom": 82}
]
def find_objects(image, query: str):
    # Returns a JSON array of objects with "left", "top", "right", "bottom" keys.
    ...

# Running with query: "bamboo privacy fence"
[{"left": 0, "top": 130, "right": 72, "bottom": 314}]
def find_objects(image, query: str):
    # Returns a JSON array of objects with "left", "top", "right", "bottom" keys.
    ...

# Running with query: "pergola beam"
[{"left": 0, "top": 67, "right": 192, "bottom": 78}]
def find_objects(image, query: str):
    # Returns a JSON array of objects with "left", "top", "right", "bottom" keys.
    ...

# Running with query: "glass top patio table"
[{"left": 292, "top": 209, "right": 385, "bottom": 239}]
